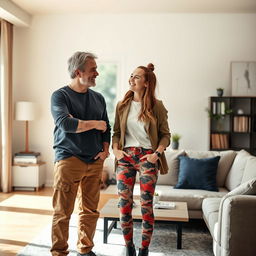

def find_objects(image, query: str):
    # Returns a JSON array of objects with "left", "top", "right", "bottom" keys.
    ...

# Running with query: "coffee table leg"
[
  {"left": 176, "top": 222, "right": 182, "bottom": 249},
  {"left": 103, "top": 218, "right": 108, "bottom": 243}
]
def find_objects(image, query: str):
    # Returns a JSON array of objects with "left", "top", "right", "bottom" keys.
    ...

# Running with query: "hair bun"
[{"left": 147, "top": 63, "right": 154, "bottom": 71}]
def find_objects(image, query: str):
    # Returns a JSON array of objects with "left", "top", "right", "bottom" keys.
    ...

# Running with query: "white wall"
[{"left": 13, "top": 13, "right": 256, "bottom": 186}]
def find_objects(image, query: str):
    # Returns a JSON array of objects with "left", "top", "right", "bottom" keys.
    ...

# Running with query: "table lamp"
[{"left": 15, "top": 101, "right": 36, "bottom": 153}]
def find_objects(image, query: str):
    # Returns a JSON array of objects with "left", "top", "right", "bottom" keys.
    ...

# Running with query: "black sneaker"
[{"left": 78, "top": 251, "right": 97, "bottom": 256}]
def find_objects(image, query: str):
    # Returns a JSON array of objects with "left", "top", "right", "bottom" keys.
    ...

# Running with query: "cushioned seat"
[
  {"left": 202, "top": 198, "right": 222, "bottom": 220},
  {"left": 202, "top": 198, "right": 221, "bottom": 237},
  {"left": 202, "top": 178, "right": 256, "bottom": 256},
  {"left": 103, "top": 183, "right": 228, "bottom": 210},
  {"left": 158, "top": 185, "right": 227, "bottom": 210}
]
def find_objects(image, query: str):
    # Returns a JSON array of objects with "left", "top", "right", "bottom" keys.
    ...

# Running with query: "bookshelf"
[{"left": 209, "top": 96, "right": 256, "bottom": 156}]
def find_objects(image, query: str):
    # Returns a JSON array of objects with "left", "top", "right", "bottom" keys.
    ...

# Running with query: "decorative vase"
[
  {"left": 217, "top": 89, "right": 224, "bottom": 97},
  {"left": 172, "top": 141, "right": 179, "bottom": 150}
]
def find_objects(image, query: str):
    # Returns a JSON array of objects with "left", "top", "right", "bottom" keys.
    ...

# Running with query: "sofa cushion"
[
  {"left": 202, "top": 198, "right": 221, "bottom": 243},
  {"left": 162, "top": 149, "right": 185, "bottom": 185},
  {"left": 202, "top": 197, "right": 222, "bottom": 221},
  {"left": 225, "top": 150, "right": 251, "bottom": 191},
  {"left": 241, "top": 156, "right": 256, "bottom": 184},
  {"left": 217, "top": 151, "right": 237, "bottom": 187},
  {"left": 174, "top": 156, "right": 220, "bottom": 191},
  {"left": 185, "top": 150, "right": 216, "bottom": 159},
  {"left": 185, "top": 150, "right": 236, "bottom": 187},
  {"left": 157, "top": 185, "right": 228, "bottom": 210},
  {"left": 225, "top": 178, "right": 256, "bottom": 197}
]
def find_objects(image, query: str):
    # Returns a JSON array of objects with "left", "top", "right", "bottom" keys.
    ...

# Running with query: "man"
[{"left": 50, "top": 52, "right": 111, "bottom": 256}]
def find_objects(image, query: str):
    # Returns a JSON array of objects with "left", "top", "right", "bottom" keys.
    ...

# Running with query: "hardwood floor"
[{"left": 0, "top": 187, "right": 118, "bottom": 256}]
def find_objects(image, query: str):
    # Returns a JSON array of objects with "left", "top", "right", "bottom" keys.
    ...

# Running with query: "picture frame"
[{"left": 231, "top": 61, "right": 256, "bottom": 96}]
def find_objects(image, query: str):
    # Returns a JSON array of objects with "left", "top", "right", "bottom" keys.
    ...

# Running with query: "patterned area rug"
[{"left": 18, "top": 215, "right": 214, "bottom": 256}]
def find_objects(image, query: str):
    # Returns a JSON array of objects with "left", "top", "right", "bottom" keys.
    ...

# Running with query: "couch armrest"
[{"left": 218, "top": 195, "right": 256, "bottom": 256}]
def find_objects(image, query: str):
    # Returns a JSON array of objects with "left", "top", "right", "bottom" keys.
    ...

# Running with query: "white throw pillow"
[
  {"left": 241, "top": 156, "right": 256, "bottom": 184},
  {"left": 225, "top": 149, "right": 252, "bottom": 191},
  {"left": 225, "top": 178, "right": 256, "bottom": 197}
]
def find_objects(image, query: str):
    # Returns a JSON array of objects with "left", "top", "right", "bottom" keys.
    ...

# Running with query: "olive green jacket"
[{"left": 112, "top": 98, "right": 171, "bottom": 174}]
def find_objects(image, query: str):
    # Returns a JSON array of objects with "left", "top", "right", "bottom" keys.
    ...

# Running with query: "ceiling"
[{"left": 11, "top": 0, "right": 256, "bottom": 15}]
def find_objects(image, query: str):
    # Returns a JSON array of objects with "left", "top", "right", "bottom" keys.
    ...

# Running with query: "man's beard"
[{"left": 79, "top": 78, "right": 96, "bottom": 87}]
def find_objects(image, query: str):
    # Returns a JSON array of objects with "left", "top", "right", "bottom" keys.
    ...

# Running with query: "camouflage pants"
[{"left": 116, "top": 147, "right": 158, "bottom": 249}]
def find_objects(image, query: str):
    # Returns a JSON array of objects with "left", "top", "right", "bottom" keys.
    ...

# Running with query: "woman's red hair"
[{"left": 119, "top": 63, "right": 157, "bottom": 122}]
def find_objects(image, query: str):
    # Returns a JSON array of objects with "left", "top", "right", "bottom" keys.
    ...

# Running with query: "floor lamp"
[{"left": 15, "top": 101, "right": 36, "bottom": 153}]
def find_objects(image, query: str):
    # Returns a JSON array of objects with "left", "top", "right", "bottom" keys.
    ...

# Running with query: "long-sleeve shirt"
[{"left": 51, "top": 85, "right": 111, "bottom": 163}]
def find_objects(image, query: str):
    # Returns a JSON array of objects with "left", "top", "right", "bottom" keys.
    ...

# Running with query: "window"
[{"left": 94, "top": 62, "right": 117, "bottom": 128}]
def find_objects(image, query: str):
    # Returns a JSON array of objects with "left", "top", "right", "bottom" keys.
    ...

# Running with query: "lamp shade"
[{"left": 15, "top": 101, "right": 36, "bottom": 121}]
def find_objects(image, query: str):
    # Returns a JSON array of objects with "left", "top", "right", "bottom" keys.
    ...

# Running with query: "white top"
[{"left": 124, "top": 101, "right": 152, "bottom": 149}]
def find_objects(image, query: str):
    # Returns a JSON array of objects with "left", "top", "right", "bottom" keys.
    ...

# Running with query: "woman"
[{"left": 112, "top": 63, "right": 171, "bottom": 256}]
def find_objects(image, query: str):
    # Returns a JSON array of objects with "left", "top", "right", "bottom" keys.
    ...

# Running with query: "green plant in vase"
[
  {"left": 206, "top": 107, "right": 232, "bottom": 131},
  {"left": 217, "top": 88, "right": 224, "bottom": 97},
  {"left": 171, "top": 133, "right": 181, "bottom": 149}
]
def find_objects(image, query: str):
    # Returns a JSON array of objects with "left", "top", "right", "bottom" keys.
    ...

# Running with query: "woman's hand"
[
  {"left": 140, "top": 153, "right": 159, "bottom": 164},
  {"left": 113, "top": 149, "right": 130, "bottom": 160}
]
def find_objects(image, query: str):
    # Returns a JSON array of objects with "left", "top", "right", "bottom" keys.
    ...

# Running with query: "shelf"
[
  {"left": 211, "top": 148, "right": 230, "bottom": 151},
  {"left": 231, "top": 132, "right": 251, "bottom": 134},
  {"left": 231, "top": 114, "right": 251, "bottom": 117},
  {"left": 209, "top": 96, "right": 256, "bottom": 156},
  {"left": 210, "top": 131, "right": 230, "bottom": 134}
]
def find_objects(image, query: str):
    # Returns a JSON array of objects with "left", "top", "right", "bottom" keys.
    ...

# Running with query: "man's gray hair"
[{"left": 68, "top": 51, "right": 97, "bottom": 79}]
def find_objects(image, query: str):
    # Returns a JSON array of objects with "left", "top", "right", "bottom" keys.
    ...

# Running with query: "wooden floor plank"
[{"left": 0, "top": 187, "right": 117, "bottom": 256}]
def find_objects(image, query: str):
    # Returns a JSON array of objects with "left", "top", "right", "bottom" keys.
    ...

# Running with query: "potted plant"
[
  {"left": 153, "top": 192, "right": 160, "bottom": 205},
  {"left": 217, "top": 88, "right": 224, "bottom": 97},
  {"left": 206, "top": 108, "right": 232, "bottom": 120},
  {"left": 171, "top": 133, "right": 181, "bottom": 150},
  {"left": 205, "top": 107, "right": 232, "bottom": 131}
]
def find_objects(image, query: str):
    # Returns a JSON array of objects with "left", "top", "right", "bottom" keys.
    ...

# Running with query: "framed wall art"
[{"left": 231, "top": 61, "right": 256, "bottom": 96}]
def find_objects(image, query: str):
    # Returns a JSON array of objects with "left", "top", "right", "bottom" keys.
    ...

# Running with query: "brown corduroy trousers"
[{"left": 50, "top": 156, "right": 103, "bottom": 256}]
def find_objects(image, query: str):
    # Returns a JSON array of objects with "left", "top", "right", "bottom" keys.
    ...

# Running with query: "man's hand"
[
  {"left": 95, "top": 121, "right": 107, "bottom": 132},
  {"left": 94, "top": 151, "right": 109, "bottom": 161}
]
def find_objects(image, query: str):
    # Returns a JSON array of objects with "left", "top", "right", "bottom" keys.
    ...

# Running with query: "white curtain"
[{"left": 0, "top": 19, "right": 13, "bottom": 192}]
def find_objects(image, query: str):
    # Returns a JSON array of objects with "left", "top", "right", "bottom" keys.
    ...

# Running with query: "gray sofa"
[
  {"left": 103, "top": 149, "right": 255, "bottom": 219},
  {"left": 202, "top": 169, "right": 256, "bottom": 255},
  {"left": 103, "top": 149, "right": 256, "bottom": 255}
]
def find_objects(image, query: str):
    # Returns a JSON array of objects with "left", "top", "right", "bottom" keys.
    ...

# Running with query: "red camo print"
[{"left": 116, "top": 147, "right": 158, "bottom": 249}]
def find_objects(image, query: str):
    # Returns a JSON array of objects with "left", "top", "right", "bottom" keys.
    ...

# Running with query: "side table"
[{"left": 12, "top": 161, "right": 46, "bottom": 191}]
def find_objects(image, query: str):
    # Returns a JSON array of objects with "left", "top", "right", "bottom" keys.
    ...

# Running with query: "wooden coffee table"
[{"left": 100, "top": 199, "right": 189, "bottom": 249}]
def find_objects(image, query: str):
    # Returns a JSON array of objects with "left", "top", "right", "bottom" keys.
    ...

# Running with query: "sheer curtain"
[{"left": 0, "top": 19, "right": 13, "bottom": 192}]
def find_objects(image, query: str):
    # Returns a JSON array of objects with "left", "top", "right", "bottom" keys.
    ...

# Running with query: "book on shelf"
[
  {"left": 211, "top": 133, "right": 229, "bottom": 149},
  {"left": 154, "top": 201, "right": 176, "bottom": 209},
  {"left": 233, "top": 116, "right": 251, "bottom": 132},
  {"left": 212, "top": 102, "right": 216, "bottom": 114},
  {"left": 220, "top": 102, "right": 225, "bottom": 115},
  {"left": 212, "top": 101, "right": 225, "bottom": 115}
]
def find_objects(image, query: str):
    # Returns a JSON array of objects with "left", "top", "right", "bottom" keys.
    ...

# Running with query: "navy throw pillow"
[{"left": 174, "top": 156, "right": 220, "bottom": 191}]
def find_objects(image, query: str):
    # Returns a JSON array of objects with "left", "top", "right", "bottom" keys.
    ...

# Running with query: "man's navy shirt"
[{"left": 51, "top": 86, "right": 111, "bottom": 163}]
